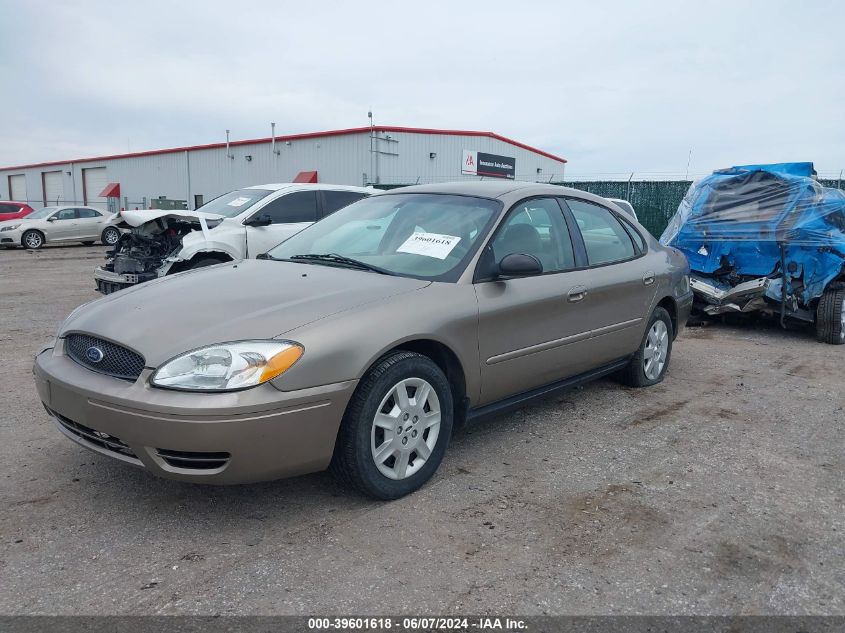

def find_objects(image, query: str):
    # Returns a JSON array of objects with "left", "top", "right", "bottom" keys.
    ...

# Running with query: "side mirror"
[
  {"left": 498, "top": 253, "right": 543, "bottom": 278},
  {"left": 244, "top": 214, "right": 272, "bottom": 227},
  {"left": 47, "top": 216, "right": 57, "bottom": 222}
]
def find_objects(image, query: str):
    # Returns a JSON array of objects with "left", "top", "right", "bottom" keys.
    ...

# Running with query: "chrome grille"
[{"left": 65, "top": 333, "right": 145, "bottom": 381}]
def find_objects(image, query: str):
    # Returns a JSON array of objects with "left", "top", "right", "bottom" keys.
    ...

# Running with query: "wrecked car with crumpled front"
[
  {"left": 93, "top": 183, "right": 372, "bottom": 294},
  {"left": 660, "top": 162, "right": 845, "bottom": 344}
]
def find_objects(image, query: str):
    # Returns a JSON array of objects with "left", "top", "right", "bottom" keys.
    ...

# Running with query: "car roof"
[
  {"left": 244, "top": 183, "right": 372, "bottom": 193},
  {"left": 377, "top": 180, "right": 592, "bottom": 199}
]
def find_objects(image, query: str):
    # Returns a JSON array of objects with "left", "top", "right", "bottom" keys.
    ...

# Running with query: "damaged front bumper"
[{"left": 94, "top": 266, "right": 154, "bottom": 294}]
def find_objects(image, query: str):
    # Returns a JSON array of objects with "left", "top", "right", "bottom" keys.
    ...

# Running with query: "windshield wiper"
[{"left": 287, "top": 253, "right": 393, "bottom": 275}]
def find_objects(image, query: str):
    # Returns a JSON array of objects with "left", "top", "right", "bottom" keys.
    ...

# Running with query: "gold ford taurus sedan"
[{"left": 34, "top": 182, "right": 692, "bottom": 499}]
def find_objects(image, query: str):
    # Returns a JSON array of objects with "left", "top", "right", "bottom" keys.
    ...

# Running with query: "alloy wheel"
[
  {"left": 643, "top": 320, "right": 669, "bottom": 380},
  {"left": 104, "top": 228, "right": 120, "bottom": 245},
  {"left": 370, "top": 377, "right": 441, "bottom": 480},
  {"left": 24, "top": 232, "right": 42, "bottom": 249}
]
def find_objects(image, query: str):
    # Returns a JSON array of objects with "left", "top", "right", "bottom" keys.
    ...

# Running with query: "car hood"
[
  {"left": 61, "top": 259, "right": 431, "bottom": 366},
  {"left": 119, "top": 209, "right": 226, "bottom": 228},
  {"left": 0, "top": 217, "right": 40, "bottom": 228}
]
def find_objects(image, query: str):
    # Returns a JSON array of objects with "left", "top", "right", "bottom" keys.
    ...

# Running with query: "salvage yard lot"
[{"left": 1, "top": 245, "right": 842, "bottom": 615}]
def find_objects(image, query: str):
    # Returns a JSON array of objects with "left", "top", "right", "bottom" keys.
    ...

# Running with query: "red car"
[{"left": 0, "top": 201, "right": 34, "bottom": 222}]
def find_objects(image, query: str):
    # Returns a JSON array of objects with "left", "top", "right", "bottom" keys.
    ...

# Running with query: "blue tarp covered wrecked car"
[{"left": 660, "top": 162, "right": 845, "bottom": 343}]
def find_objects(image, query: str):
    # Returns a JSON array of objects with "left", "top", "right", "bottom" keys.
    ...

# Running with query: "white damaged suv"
[{"left": 94, "top": 183, "right": 372, "bottom": 294}]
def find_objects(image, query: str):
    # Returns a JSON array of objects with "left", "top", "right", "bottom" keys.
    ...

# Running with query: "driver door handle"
[
  {"left": 567, "top": 285, "right": 588, "bottom": 303},
  {"left": 643, "top": 271, "right": 656, "bottom": 286}
]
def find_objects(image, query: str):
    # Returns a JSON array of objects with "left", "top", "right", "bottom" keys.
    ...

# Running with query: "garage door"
[
  {"left": 42, "top": 170, "right": 63, "bottom": 205},
  {"left": 8, "top": 174, "right": 26, "bottom": 202},
  {"left": 82, "top": 167, "right": 108, "bottom": 209}
]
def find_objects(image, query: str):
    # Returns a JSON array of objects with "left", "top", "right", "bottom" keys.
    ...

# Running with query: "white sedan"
[{"left": 0, "top": 205, "right": 122, "bottom": 250}]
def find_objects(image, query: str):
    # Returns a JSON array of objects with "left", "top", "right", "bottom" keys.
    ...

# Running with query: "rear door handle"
[
  {"left": 567, "top": 285, "right": 588, "bottom": 302},
  {"left": 643, "top": 271, "right": 656, "bottom": 286}
]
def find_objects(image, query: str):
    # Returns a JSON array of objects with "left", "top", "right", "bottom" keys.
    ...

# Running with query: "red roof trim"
[{"left": 0, "top": 126, "right": 566, "bottom": 171}]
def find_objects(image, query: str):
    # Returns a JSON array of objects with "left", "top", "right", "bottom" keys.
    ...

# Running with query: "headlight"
[
  {"left": 151, "top": 340, "right": 303, "bottom": 391},
  {"left": 1, "top": 224, "right": 20, "bottom": 231}
]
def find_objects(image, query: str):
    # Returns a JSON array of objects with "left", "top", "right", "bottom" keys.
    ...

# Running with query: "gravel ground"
[{"left": 0, "top": 245, "right": 842, "bottom": 615}]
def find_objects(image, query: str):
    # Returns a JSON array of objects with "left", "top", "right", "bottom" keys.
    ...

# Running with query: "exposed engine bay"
[
  {"left": 100, "top": 221, "right": 195, "bottom": 287},
  {"left": 94, "top": 210, "right": 224, "bottom": 295}
]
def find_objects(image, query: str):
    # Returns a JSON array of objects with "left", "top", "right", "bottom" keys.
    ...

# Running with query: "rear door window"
[
  {"left": 566, "top": 198, "right": 636, "bottom": 266},
  {"left": 257, "top": 191, "right": 318, "bottom": 224},
  {"left": 77, "top": 208, "right": 102, "bottom": 218}
]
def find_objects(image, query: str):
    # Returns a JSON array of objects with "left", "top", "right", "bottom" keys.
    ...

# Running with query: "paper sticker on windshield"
[
  {"left": 227, "top": 196, "right": 251, "bottom": 207},
  {"left": 397, "top": 232, "right": 461, "bottom": 260}
]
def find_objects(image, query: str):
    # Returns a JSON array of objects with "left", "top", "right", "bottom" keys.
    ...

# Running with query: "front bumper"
[
  {"left": 93, "top": 267, "right": 159, "bottom": 295},
  {"left": 34, "top": 345, "right": 357, "bottom": 484},
  {"left": 0, "top": 228, "right": 23, "bottom": 244}
]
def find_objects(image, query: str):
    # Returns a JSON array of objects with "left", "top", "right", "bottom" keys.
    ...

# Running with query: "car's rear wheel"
[
  {"left": 22, "top": 230, "right": 44, "bottom": 250},
  {"left": 101, "top": 227, "right": 120, "bottom": 246},
  {"left": 616, "top": 306, "right": 673, "bottom": 387},
  {"left": 816, "top": 288, "right": 845, "bottom": 345},
  {"left": 331, "top": 351, "right": 453, "bottom": 499}
]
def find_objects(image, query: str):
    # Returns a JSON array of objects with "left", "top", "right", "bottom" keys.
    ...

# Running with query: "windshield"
[
  {"left": 25, "top": 207, "right": 58, "bottom": 219},
  {"left": 268, "top": 193, "right": 501, "bottom": 282},
  {"left": 196, "top": 189, "right": 273, "bottom": 218}
]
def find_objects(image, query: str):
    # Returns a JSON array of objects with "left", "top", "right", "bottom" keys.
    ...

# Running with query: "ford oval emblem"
[{"left": 86, "top": 346, "right": 105, "bottom": 363}]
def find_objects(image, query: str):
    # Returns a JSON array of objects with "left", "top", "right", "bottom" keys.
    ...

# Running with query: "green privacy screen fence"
[
  {"left": 375, "top": 179, "right": 843, "bottom": 239},
  {"left": 552, "top": 180, "right": 690, "bottom": 237},
  {"left": 557, "top": 179, "right": 844, "bottom": 237}
]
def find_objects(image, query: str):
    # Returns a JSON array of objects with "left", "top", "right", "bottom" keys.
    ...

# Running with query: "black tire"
[
  {"left": 21, "top": 230, "right": 44, "bottom": 250},
  {"left": 101, "top": 227, "right": 121, "bottom": 246},
  {"left": 330, "top": 351, "right": 453, "bottom": 500},
  {"left": 81, "top": 241, "right": 95, "bottom": 246},
  {"left": 616, "top": 306, "right": 674, "bottom": 387},
  {"left": 816, "top": 288, "right": 845, "bottom": 345},
  {"left": 189, "top": 257, "right": 226, "bottom": 270}
]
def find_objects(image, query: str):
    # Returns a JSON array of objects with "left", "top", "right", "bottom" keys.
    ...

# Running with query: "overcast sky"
[{"left": 1, "top": 0, "right": 843, "bottom": 179}]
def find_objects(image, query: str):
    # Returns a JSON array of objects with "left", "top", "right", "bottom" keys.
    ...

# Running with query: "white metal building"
[{"left": 0, "top": 126, "right": 567, "bottom": 211}]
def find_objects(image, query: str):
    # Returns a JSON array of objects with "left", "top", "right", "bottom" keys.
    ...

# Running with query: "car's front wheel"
[
  {"left": 22, "top": 230, "right": 44, "bottom": 250},
  {"left": 616, "top": 306, "right": 674, "bottom": 387},
  {"left": 331, "top": 351, "right": 453, "bottom": 499}
]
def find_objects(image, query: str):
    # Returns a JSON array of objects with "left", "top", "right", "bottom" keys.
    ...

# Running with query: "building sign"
[{"left": 461, "top": 149, "right": 516, "bottom": 179}]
